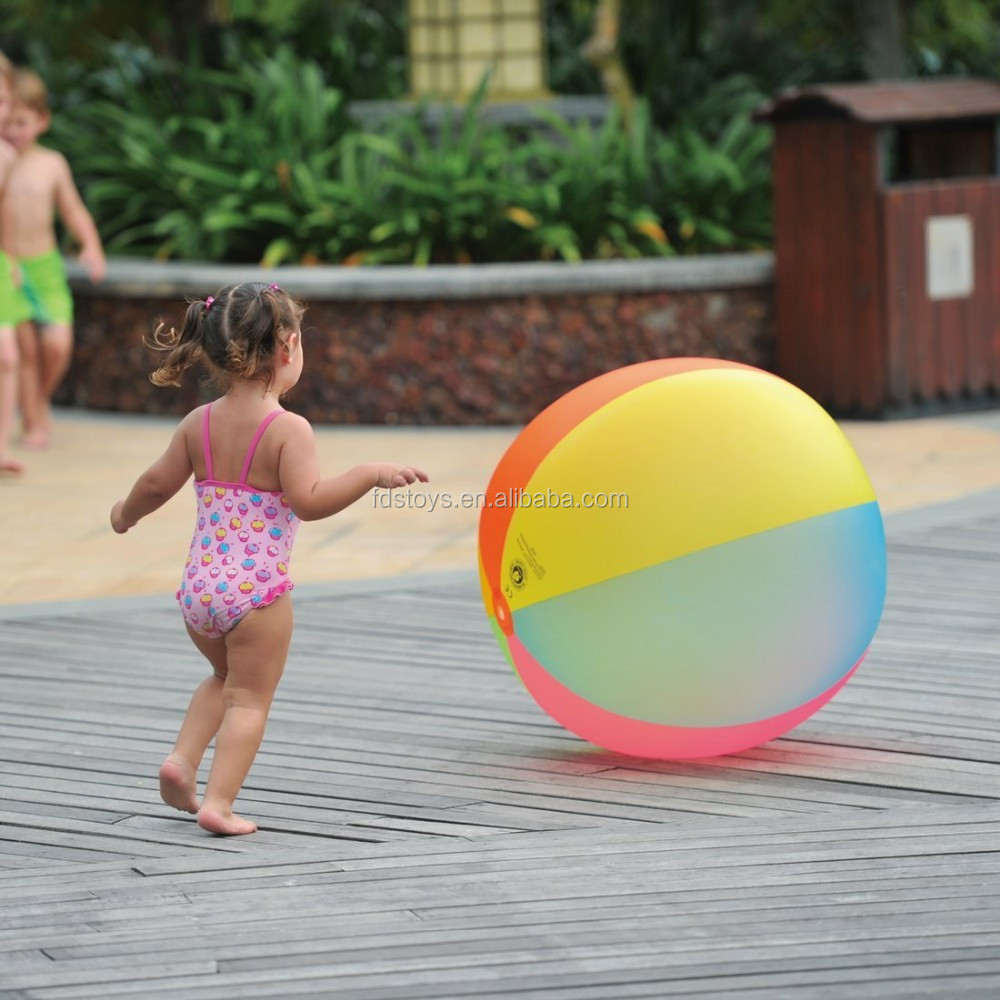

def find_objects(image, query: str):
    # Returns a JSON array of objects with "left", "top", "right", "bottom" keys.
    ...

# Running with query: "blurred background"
[
  {"left": 5, "top": 1, "right": 1000, "bottom": 601},
  {"left": 4, "top": 0, "right": 999, "bottom": 268}
]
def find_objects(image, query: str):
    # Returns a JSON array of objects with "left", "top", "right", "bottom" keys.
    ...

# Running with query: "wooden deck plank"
[
  {"left": 2, "top": 494, "right": 999, "bottom": 997},
  {"left": 16, "top": 944, "right": 1000, "bottom": 1000},
  {"left": 16, "top": 928, "right": 1000, "bottom": 993}
]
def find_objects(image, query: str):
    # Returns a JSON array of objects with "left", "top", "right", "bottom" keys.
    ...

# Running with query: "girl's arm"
[
  {"left": 277, "top": 414, "right": 428, "bottom": 522},
  {"left": 110, "top": 419, "right": 195, "bottom": 533}
]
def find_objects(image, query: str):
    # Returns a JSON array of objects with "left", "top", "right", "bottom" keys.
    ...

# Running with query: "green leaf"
[{"left": 260, "top": 237, "right": 294, "bottom": 267}]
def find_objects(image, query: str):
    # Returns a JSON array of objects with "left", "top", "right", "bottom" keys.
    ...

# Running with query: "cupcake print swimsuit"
[{"left": 178, "top": 404, "right": 299, "bottom": 636}]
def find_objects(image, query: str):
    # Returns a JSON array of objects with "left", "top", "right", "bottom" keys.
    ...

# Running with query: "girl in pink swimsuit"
[
  {"left": 179, "top": 402, "right": 298, "bottom": 637},
  {"left": 110, "top": 282, "right": 428, "bottom": 836}
]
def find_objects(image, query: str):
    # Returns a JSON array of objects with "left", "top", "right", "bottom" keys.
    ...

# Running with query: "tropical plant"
[
  {"left": 506, "top": 102, "right": 670, "bottom": 261},
  {"left": 343, "top": 78, "right": 521, "bottom": 265},
  {"left": 647, "top": 77, "right": 773, "bottom": 253},
  {"left": 42, "top": 26, "right": 777, "bottom": 266},
  {"left": 48, "top": 42, "right": 354, "bottom": 263}
]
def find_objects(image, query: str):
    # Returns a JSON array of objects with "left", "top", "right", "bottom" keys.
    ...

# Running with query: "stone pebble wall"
[{"left": 60, "top": 286, "right": 773, "bottom": 425}]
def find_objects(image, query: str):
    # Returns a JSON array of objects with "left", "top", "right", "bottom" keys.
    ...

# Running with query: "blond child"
[
  {"left": 110, "top": 282, "right": 428, "bottom": 835},
  {"left": 1, "top": 68, "right": 106, "bottom": 449},
  {"left": 0, "top": 52, "right": 25, "bottom": 474}
]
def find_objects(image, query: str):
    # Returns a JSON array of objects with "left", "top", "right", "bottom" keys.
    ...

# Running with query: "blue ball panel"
[{"left": 511, "top": 501, "right": 886, "bottom": 727}]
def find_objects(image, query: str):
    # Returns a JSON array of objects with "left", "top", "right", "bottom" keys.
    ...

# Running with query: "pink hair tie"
[
  {"left": 268, "top": 283, "right": 280, "bottom": 292},
  {"left": 205, "top": 296, "right": 215, "bottom": 311}
]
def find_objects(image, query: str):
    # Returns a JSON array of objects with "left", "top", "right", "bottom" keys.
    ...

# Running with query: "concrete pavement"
[{"left": 4, "top": 405, "right": 1000, "bottom": 605}]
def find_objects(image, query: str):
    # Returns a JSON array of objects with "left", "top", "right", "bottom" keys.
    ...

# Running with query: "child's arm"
[
  {"left": 0, "top": 142, "right": 17, "bottom": 274},
  {"left": 277, "top": 414, "right": 428, "bottom": 522},
  {"left": 53, "top": 155, "right": 106, "bottom": 283},
  {"left": 110, "top": 419, "right": 195, "bottom": 533},
  {"left": 0, "top": 139, "right": 15, "bottom": 187}
]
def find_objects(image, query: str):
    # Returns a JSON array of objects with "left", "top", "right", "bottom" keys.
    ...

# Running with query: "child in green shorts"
[
  {"left": 0, "top": 50, "right": 25, "bottom": 474},
  {"left": 1, "top": 67, "right": 105, "bottom": 450}
]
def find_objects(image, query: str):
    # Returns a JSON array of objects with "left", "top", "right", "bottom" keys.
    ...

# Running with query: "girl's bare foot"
[
  {"left": 0, "top": 457, "right": 23, "bottom": 475},
  {"left": 197, "top": 804, "right": 257, "bottom": 836},
  {"left": 158, "top": 754, "right": 199, "bottom": 814}
]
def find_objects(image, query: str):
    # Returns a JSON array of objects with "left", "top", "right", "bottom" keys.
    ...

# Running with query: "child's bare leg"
[
  {"left": 198, "top": 597, "right": 292, "bottom": 836},
  {"left": 34, "top": 323, "right": 73, "bottom": 442},
  {"left": 159, "top": 627, "right": 229, "bottom": 814},
  {"left": 15, "top": 321, "right": 44, "bottom": 447},
  {"left": 0, "top": 328, "right": 22, "bottom": 473}
]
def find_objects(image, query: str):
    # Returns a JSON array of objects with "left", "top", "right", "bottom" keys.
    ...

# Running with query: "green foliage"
[
  {"left": 45, "top": 39, "right": 771, "bottom": 265},
  {"left": 11, "top": 0, "right": 1000, "bottom": 266},
  {"left": 1, "top": 0, "right": 408, "bottom": 101},
  {"left": 544, "top": 0, "right": 869, "bottom": 131},
  {"left": 547, "top": 0, "right": 1000, "bottom": 126},
  {"left": 21, "top": 2, "right": 785, "bottom": 266},
  {"left": 908, "top": 0, "right": 1000, "bottom": 75},
  {"left": 48, "top": 43, "right": 354, "bottom": 263},
  {"left": 508, "top": 104, "right": 673, "bottom": 262},
  {"left": 222, "top": 0, "right": 408, "bottom": 101},
  {"left": 647, "top": 76, "right": 773, "bottom": 253},
  {"left": 342, "top": 78, "right": 523, "bottom": 265}
]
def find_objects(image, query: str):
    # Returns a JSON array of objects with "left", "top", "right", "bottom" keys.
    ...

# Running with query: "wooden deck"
[{"left": 2, "top": 489, "right": 999, "bottom": 998}]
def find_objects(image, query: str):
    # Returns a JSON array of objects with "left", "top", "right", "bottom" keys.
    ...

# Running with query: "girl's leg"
[
  {"left": 16, "top": 321, "right": 44, "bottom": 447},
  {"left": 198, "top": 597, "right": 293, "bottom": 836},
  {"left": 0, "top": 327, "right": 22, "bottom": 474},
  {"left": 159, "top": 626, "right": 229, "bottom": 814}
]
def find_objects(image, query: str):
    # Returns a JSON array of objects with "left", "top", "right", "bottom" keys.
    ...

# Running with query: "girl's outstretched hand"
[{"left": 374, "top": 463, "right": 430, "bottom": 490}]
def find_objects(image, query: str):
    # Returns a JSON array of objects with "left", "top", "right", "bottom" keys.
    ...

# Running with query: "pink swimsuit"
[{"left": 178, "top": 404, "right": 299, "bottom": 636}]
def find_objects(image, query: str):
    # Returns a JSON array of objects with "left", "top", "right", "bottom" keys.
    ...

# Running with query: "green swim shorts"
[
  {"left": 0, "top": 251, "right": 30, "bottom": 328},
  {"left": 17, "top": 249, "right": 74, "bottom": 326}
]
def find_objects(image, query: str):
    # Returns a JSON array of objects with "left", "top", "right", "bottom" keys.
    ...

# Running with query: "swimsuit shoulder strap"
[
  {"left": 239, "top": 409, "right": 286, "bottom": 485},
  {"left": 202, "top": 403, "right": 215, "bottom": 481}
]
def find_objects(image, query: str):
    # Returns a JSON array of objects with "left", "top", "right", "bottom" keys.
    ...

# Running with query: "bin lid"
[{"left": 755, "top": 78, "right": 1000, "bottom": 124}]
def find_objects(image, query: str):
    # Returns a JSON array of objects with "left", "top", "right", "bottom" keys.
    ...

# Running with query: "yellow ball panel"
[{"left": 500, "top": 367, "right": 876, "bottom": 611}]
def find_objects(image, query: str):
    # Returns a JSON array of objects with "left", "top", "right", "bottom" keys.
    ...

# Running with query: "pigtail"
[
  {"left": 223, "top": 339, "right": 265, "bottom": 384},
  {"left": 261, "top": 285, "right": 285, "bottom": 345},
  {"left": 147, "top": 299, "right": 212, "bottom": 387},
  {"left": 147, "top": 283, "right": 305, "bottom": 390}
]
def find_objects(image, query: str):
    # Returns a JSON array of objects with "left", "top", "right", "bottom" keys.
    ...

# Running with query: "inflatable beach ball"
[{"left": 478, "top": 358, "right": 886, "bottom": 759}]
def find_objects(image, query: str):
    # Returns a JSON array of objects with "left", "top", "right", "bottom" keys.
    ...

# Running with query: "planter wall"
[{"left": 61, "top": 255, "right": 774, "bottom": 425}]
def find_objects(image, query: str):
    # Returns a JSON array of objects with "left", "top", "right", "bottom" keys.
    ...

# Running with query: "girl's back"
[{"left": 187, "top": 396, "right": 289, "bottom": 491}]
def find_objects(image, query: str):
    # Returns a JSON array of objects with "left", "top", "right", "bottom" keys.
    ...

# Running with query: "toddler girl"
[{"left": 111, "top": 282, "right": 428, "bottom": 835}]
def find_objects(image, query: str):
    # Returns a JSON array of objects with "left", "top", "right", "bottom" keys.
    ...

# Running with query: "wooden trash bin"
[{"left": 756, "top": 79, "right": 1000, "bottom": 415}]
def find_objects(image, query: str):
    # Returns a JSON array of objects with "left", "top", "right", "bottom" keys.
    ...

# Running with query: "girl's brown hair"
[{"left": 148, "top": 283, "right": 305, "bottom": 390}]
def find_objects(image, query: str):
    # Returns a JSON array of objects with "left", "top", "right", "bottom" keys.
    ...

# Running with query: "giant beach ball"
[{"left": 478, "top": 358, "right": 886, "bottom": 758}]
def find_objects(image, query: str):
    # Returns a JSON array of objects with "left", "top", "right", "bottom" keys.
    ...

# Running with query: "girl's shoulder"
[
  {"left": 173, "top": 405, "right": 208, "bottom": 451},
  {"left": 178, "top": 403, "right": 210, "bottom": 431},
  {"left": 272, "top": 409, "right": 313, "bottom": 445},
  {"left": 277, "top": 409, "right": 311, "bottom": 430}
]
